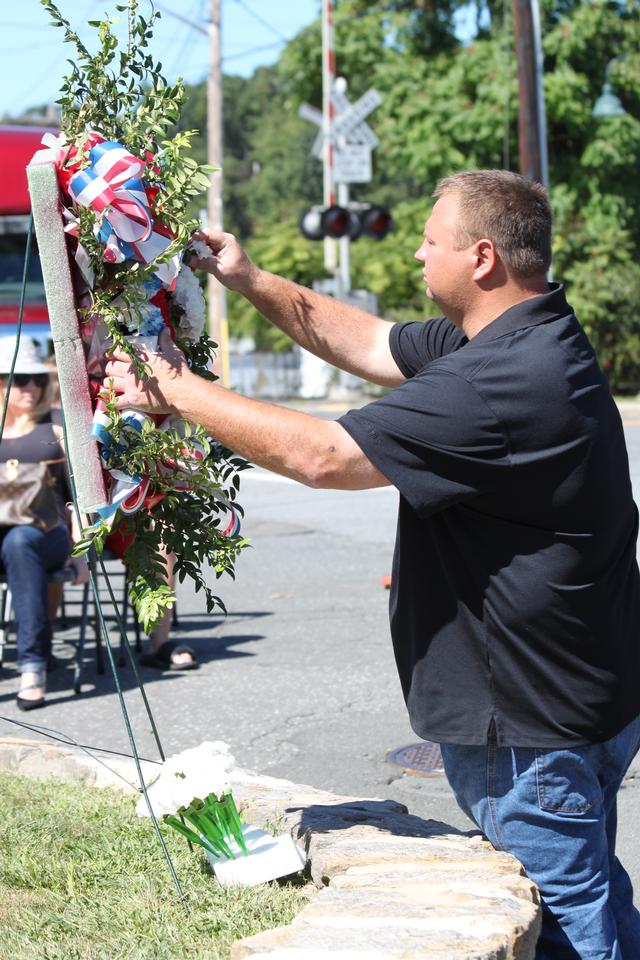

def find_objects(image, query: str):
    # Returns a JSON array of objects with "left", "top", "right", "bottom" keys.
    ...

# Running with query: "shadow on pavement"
[
  {"left": 293, "top": 800, "right": 474, "bottom": 838},
  {"left": 0, "top": 610, "right": 274, "bottom": 707}
]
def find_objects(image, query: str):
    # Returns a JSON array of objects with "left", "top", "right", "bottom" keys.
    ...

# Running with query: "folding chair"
[
  {"left": 0, "top": 567, "right": 91, "bottom": 693},
  {"left": 1, "top": 552, "right": 179, "bottom": 694}
]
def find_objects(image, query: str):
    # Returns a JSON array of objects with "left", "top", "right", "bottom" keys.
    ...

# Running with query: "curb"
[{"left": 0, "top": 738, "right": 541, "bottom": 958}]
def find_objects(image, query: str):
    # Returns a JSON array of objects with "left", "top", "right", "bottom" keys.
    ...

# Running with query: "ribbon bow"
[
  {"left": 38, "top": 133, "right": 180, "bottom": 289},
  {"left": 90, "top": 402, "right": 241, "bottom": 539},
  {"left": 69, "top": 140, "right": 153, "bottom": 250}
]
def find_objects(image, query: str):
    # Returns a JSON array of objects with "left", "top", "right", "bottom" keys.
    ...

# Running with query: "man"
[{"left": 106, "top": 170, "right": 640, "bottom": 958}]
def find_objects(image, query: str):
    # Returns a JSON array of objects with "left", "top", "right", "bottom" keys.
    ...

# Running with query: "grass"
[{"left": 0, "top": 772, "right": 310, "bottom": 960}]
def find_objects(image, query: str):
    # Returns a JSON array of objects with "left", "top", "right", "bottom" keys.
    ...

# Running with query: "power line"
[
  {"left": 223, "top": 38, "right": 286, "bottom": 63},
  {"left": 152, "top": 0, "right": 208, "bottom": 35},
  {"left": 231, "top": 0, "right": 288, "bottom": 41},
  {"left": 166, "top": 0, "right": 206, "bottom": 78}
]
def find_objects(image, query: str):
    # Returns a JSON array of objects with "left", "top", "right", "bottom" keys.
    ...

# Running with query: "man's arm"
[
  {"left": 104, "top": 332, "right": 391, "bottom": 491},
  {"left": 192, "top": 229, "right": 405, "bottom": 389}
]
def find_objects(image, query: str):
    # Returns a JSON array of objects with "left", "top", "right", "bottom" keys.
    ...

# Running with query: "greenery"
[
  {"left": 42, "top": 0, "right": 250, "bottom": 629},
  {"left": 72, "top": 386, "right": 250, "bottom": 631},
  {"left": 42, "top": 0, "right": 212, "bottom": 372},
  {"left": 170, "top": 0, "right": 640, "bottom": 389},
  {"left": 0, "top": 772, "right": 309, "bottom": 960}
]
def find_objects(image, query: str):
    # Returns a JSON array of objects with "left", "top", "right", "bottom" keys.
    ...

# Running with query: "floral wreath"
[{"left": 36, "top": 0, "right": 249, "bottom": 630}]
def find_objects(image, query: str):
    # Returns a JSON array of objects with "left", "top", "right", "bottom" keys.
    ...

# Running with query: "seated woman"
[{"left": 0, "top": 336, "right": 87, "bottom": 710}]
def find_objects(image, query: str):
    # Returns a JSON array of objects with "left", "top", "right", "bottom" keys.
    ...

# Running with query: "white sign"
[
  {"left": 300, "top": 86, "right": 380, "bottom": 163},
  {"left": 332, "top": 89, "right": 382, "bottom": 139},
  {"left": 298, "top": 102, "right": 323, "bottom": 126},
  {"left": 332, "top": 88, "right": 379, "bottom": 148},
  {"left": 313, "top": 279, "right": 379, "bottom": 315},
  {"left": 334, "top": 144, "right": 372, "bottom": 183}
]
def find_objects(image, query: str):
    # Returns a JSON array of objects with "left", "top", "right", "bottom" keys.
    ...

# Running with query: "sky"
[{"left": 3, "top": 0, "right": 323, "bottom": 120}]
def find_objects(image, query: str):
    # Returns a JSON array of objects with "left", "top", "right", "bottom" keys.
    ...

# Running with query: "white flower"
[
  {"left": 136, "top": 741, "right": 235, "bottom": 818},
  {"left": 171, "top": 263, "right": 207, "bottom": 343},
  {"left": 187, "top": 238, "right": 213, "bottom": 261}
]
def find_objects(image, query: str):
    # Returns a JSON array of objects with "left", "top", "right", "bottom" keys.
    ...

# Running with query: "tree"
[{"left": 174, "top": 0, "right": 640, "bottom": 385}]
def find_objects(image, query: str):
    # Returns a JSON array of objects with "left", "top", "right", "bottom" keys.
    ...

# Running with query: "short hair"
[{"left": 433, "top": 170, "right": 552, "bottom": 280}]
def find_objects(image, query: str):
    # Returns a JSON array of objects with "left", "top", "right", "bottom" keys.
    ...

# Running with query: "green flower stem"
[
  {"left": 182, "top": 803, "right": 235, "bottom": 860},
  {"left": 217, "top": 793, "right": 248, "bottom": 856},
  {"left": 163, "top": 815, "right": 218, "bottom": 855},
  {"left": 162, "top": 793, "right": 250, "bottom": 861}
]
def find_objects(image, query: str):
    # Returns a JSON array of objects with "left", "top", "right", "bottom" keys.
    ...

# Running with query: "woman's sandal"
[
  {"left": 16, "top": 670, "right": 47, "bottom": 711},
  {"left": 139, "top": 640, "right": 199, "bottom": 672}
]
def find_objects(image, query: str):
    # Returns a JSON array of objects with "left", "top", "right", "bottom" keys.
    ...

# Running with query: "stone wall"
[{"left": 0, "top": 738, "right": 540, "bottom": 958}]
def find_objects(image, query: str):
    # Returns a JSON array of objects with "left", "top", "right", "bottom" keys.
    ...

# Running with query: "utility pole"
[
  {"left": 322, "top": 0, "right": 337, "bottom": 275},
  {"left": 512, "top": 0, "right": 548, "bottom": 188},
  {"left": 207, "top": 0, "right": 229, "bottom": 385},
  {"left": 153, "top": 1, "right": 229, "bottom": 384}
]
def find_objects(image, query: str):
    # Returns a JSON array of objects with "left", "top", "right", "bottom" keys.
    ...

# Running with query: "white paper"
[{"left": 206, "top": 824, "right": 306, "bottom": 887}]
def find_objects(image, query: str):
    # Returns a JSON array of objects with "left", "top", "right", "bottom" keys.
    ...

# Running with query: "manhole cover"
[{"left": 386, "top": 741, "right": 445, "bottom": 777}]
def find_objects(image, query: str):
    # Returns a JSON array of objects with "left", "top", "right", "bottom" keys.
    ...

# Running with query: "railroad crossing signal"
[
  {"left": 299, "top": 87, "right": 381, "bottom": 181},
  {"left": 299, "top": 203, "right": 392, "bottom": 242},
  {"left": 299, "top": 84, "right": 391, "bottom": 243}
]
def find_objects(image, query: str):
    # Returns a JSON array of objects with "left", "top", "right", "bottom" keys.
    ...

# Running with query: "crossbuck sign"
[{"left": 299, "top": 87, "right": 382, "bottom": 184}]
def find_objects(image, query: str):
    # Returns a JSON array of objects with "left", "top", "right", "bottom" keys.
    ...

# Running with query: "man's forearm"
[
  {"left": 239, "top": 269, "right": 403, "bottom": 388},
  {"left": 171, "top": 374, "right": 388, "bottom": 490}
]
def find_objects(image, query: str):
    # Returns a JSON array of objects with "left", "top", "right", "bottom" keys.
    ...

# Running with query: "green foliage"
[
  {"left": 541, "top": 2, "right": 640, "bottom": 389},
  {"left": 72, "top": 385, "right": 250, "bottom": 630},
  {"left": 0, "top": 772, "right": 309, "bottom": 960},
  {"left": 220, "top": 0, "right": 640, "bottom": 391},
  {"left": 70, "top": 0, "right": 640, "bottom": 390},
  {"left": 42, "top": 0, "right": 214, "bottom": 360}
]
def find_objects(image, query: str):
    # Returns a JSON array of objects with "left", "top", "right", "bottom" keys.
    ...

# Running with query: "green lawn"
[{"left": 0, "top": 772, "right": 309, "bottom": 960}]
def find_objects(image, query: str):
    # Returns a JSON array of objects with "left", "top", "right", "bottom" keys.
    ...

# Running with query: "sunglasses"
[{"left": 0, "top": 373, "right": 49, "bottom": 388}]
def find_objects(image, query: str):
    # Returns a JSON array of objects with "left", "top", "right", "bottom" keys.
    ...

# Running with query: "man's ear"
[{"left": 472, "top": 239, "right": 496, "bottom": 281}]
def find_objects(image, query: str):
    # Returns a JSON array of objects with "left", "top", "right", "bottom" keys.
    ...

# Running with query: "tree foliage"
[{"left": 179, "top": 0, "right": 640, "bottom": 389}]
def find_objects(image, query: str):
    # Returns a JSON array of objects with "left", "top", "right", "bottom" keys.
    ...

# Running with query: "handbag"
[{"left": 0, "top": 458, "right": 64, "bottom": 532}]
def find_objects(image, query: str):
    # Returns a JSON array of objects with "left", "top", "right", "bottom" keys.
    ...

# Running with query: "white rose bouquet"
[
  {"left": 138, "top": 742, "right": 307, "bottom": 887},
  {"left": 138, "top": 742, "right": 249, "bottom": 860}
]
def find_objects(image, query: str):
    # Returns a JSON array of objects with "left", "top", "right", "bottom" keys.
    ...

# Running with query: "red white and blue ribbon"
[
  {"left": 33, "top": 131, "right": 181, "bottom": 290},
  {"left": 69, "top": 141, "right": 151, "bottom": 242},
  {"left": 90, "top": 404, "right": 241, "bottom": 538},
  {"left": 217, "top": 496, "right": 241, "bottom": 538},
  {"left": 68, "top": 138, "right": 181, "bottom": 289},
  {"left": 90, "top": 398, "right": 151, "bottom": 526}
]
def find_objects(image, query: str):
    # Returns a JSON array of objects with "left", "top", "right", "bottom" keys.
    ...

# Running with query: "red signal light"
[
  {"left": 321, "top": 205, "right": 351, "bottom": 239},
  {"left": 361, "top": 205, "right": 393, "bottom": 240}
]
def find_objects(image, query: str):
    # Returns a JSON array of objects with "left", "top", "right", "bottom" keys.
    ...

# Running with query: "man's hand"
[
  {"left": 191, "top": 228, "right": 260, "bottom": 294},
  {"left": 104, "top": 329, "right": 194, "bottom": 414}
]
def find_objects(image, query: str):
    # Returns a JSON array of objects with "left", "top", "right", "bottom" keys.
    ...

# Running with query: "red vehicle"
[{"left": 0, "top": 125, "right": 57, "bottom": 344}]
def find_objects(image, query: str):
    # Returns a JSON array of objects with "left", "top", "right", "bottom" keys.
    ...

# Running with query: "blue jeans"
[
  {"left": 440, "top": 715, "right": 640, "bottom": 959},
  {"left": 0, "top": 522, "right": 70, "bottom": 673}
]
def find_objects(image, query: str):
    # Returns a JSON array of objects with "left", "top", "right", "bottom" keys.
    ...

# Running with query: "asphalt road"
[{"left": 0, "top": 397, "right": 639, "bottom": 905}]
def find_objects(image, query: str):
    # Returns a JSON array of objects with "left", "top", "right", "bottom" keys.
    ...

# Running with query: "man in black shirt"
[{"left": 107, "top": 170, "right": 640, "bottom": 958}]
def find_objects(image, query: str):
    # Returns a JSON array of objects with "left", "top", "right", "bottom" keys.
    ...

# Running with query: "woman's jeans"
[
  {"left": 0, "top": 523, "right": 70, "bottom": 674},
  {"left": 440, "top": 713, "right": 640, "bottom": 959}
]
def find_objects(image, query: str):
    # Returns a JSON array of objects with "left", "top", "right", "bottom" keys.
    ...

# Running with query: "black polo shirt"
[{"left": 340, "top": 285, "right": 640, "bottom": 748}]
